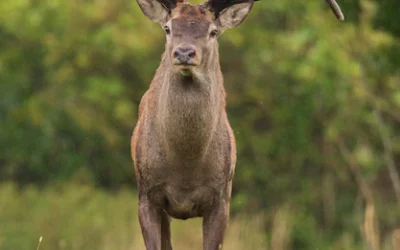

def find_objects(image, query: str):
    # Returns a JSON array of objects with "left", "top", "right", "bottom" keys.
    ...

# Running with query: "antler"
[
  {"left": 201, "top": 0, "right": 254, "bottom": 17},
  {"left": 158, "top": 0, "right": 186, "bottom": 11},
  {"left": 325, "top": 0, "right": 344, "bottom": 21},
  {"left": 202, "top": 0, "right": 344, "bottom": 21}
]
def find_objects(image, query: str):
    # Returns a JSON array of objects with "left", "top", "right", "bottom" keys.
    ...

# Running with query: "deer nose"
[{"left": 173, "top": 47, "right": 196, "bottom": 65}]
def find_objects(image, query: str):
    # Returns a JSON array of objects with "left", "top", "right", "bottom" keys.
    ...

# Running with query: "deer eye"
[
  {"left": 210, "top": 30, "right": 218, "bottom": 38},
  {"left": 164, "top": 26, "right": 170, "bottom": 35}
]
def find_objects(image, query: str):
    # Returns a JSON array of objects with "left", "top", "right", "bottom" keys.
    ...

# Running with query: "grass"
[
  {"left": 2, "top": 182, "right": 396, "bottom": 250},
  {"left": 0, "top": 182, "right": 267, "bottom": 250}
]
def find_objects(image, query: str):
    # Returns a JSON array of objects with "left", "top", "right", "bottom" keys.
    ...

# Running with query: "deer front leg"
[
  {"left": 138, "top": 196, "right": 163, "bottom": 250},
  {"left": 203, "top": 201, "right": 229, "bottom": 250},
  {"left": 161, "top": 210, "right": 173, "bottom": 250}
]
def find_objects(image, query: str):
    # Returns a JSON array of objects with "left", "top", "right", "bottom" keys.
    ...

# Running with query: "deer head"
[
  {"left": 137, "top": 0, "right": 344, "bottom": 76},
  {"left": 137, "top": 0, "right": 258, "bottom": 77}
]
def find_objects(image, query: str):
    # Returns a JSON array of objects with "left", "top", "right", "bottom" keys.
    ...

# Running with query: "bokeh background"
[{"left": 0, "top": 0, "right": 399, "bottom": 249}]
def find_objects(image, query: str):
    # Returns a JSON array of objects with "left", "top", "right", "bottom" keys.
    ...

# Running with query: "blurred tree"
[{"left": 373, "top": 0, "right": 400, "bottom": 37}]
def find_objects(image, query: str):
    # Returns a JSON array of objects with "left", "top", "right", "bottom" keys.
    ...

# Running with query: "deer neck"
[{"left": 155, "top": 53, "right": 225, "bottom": 159}]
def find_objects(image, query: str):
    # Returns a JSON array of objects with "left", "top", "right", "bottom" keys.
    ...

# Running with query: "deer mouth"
[
  {"left": 175, "top": 66, "right": 193, "bottom": 77},
  {"left": 174, "top": 61, "right": 198, "bottom": 67},
  {"left": 174, "top": 63, "right": 198, "bottom": 77}
]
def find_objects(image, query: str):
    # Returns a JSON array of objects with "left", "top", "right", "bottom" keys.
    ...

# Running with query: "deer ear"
[
  {"left": 137, "top": 0, "right": 170, "bottom": 24},
  {"left": 216, "top": 2, "right": 253, "bottom": 30}
]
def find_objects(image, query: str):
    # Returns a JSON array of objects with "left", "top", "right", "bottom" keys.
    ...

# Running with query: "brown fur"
[{"left": 132, "top": 3, "right": 243, "bottom": 250}]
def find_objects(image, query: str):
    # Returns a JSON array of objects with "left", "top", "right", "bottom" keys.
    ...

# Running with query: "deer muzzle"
[{"left": 173, "top": 46, "right": 198, "bottom": 66}]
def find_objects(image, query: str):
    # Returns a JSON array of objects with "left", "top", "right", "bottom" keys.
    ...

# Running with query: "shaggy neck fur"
[{"left": 154, "top": 46, "right": 226, "bottom": 160}]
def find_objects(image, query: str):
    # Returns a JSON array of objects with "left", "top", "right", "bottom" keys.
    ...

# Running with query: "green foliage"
[
  {"left": 0, "top": 0, "right": 399, "bottom": 249},
  {"left": 373, "top": 0, "right": 400, "bottom": 37}
]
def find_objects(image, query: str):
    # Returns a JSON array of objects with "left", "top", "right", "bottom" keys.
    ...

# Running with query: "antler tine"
[{"left": 325, "top": 0, "right": 344, "bottom": 21}]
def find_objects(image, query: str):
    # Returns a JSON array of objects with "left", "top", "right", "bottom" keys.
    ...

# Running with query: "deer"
[{"left": 131, "top": 0, "right": 344, "bottom": 249}]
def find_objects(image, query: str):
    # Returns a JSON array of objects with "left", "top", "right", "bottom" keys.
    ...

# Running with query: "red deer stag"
[{"left": 131, "top": 0, "right": 344, "bottom": 249}]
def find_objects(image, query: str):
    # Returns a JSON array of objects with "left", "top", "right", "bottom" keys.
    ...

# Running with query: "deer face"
[
  {"left": 137, "top": 0, "right": 254, "bottom": 75},
  {"left": 166, "top": 5, "right": 216, "bottom": 72}
]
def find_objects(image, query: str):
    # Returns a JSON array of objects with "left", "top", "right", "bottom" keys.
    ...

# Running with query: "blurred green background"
[{"left": 0, "top": 0, "right": 399, "bottom": 249}]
